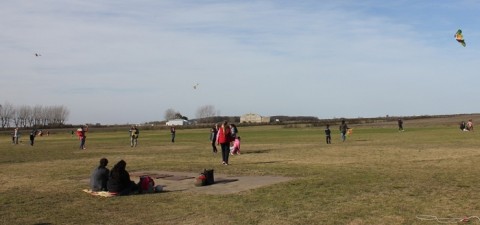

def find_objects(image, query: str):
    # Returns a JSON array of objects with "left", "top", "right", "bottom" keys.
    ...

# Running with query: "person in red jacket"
[{"left": 216, "top": 121, "right": 232, "bottom": 165}]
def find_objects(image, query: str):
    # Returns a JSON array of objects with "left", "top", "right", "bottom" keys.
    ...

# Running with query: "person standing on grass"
[
  {"left": 170, "top": 126, "right": 176, "bottom": 143},
  {"left": 77, "top": 125, "right": 88, "bottom": 149},
  {"left": 230, "top": 124, "right": 238, "bottom": 139},
  {"left": 339, "top": 120, "right": 349, "bottom": 142},
  {"left": 217, "top": 121, "right": 232, "bottom": 165},
  {"left": 129, "top": 126, "right": 139, "bottom": 147},
  {"left": 210, "top": 124, "right": 218, "bottom": 153},
  {"left": 90, "top": 158, "right": 110, "bottom": 191},
  {"left": 325, "top": 125, "right": 331, "bottom": 144},
  {"left": 13, "top": 127, "right": 19, "bottom": 144},
  {"left": 29, "top": 128, "right": 38, "bottom": 146},
  {"left": 398, "top": 119, "right": 404, "bottom": 131}
]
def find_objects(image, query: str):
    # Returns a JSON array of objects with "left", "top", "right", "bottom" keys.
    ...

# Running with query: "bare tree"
[
  {"left": 164, "top": 108, "right": 177, "bottom": 121},
  {"left": 15, "top": 105, "right": 31, "bottom": 128},
  {"left": 0, "top": 102, "right": 15, "bottom": 128},
  {"left": 196, "top": 105, "right": 216, "bottom": 123},
  {"left": 32, "top": 105, "right": 43, "bottom": 126},
  {"left": 57, "top": 105, "right": 70, "bottom": 125}
]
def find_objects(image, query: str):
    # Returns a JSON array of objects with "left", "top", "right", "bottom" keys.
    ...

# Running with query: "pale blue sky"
[{"left": 1, "top": 0, "right": 479, "bottom": 124}]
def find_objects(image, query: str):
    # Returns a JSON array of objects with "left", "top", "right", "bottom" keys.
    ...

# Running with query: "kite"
[
  {"left": 455, "top": 29, "right": 466, "bottom": 47},
  {"left": 35, "top": 53, "right": 42, "bottom": 57},
  {"left": 193, "top": 83, "right": 199, "bottom": 89}
]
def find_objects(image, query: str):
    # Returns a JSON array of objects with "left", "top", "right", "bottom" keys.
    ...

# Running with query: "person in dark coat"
[
  {"left": 90, "top": 158, "right": 110, "bottom": 191},
  {"left": 29, "top": 128, "right": 38, "bottom": 146},
  {"left": 107, "top": 160, "right": 137, "bottom": 195}
]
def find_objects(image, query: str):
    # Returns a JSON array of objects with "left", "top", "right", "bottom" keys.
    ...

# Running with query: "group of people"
[
  {"left": 90, "top": 158, "right": 140, "bottom": 195},
  {"left": 460, "top": 119, "right": 474, "bottom": 131},
  {"left": 74, "top": 124, "right": 180, "bottom": 150},
  {"left": 210, "top": 121, "right": 241, "bottom": 165},
  {"left": 324, "top": 120, "right": 351, "bottom": 144},
  {"left": 10, "top": 127, "right": 43, "bottom": 146}
]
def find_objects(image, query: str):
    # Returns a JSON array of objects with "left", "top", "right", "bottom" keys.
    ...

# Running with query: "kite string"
[{"left": 416, "top": 214, "right": 480, "bottom": 223}]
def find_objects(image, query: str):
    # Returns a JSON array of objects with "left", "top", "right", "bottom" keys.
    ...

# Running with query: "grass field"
[{"left": 1, "top": 119, "right": 480, "bottom": 225}]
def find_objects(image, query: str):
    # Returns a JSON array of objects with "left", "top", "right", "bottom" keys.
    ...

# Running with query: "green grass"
[{"left": 1, "top": 123, "right": 480, "bottom": 224}]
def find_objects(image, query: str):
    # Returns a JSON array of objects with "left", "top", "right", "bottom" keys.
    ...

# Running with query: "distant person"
[
  {"left": 129, "top": 126, "right": 139, "bottom": 147},
  {"left": 77, "top": 125, "right": 88, "bottom": 150},
  {"left": 230, "top": 124, "right": 238, "bottom": 139},
  {"left": 339, "top": 120, "right": 349, "bottom": 142},
  {"left": 210, "top": 124, "right": 218, "bottom": 153},
  {"left": 398, "top": 119, "right": 404, "bottom": 131},
  {"left": 325, "top": 125, "right": 331, "bottom": 144},
  {"left": 460, "top": 121, "right": 467, "bottom": 131},
  {"left": 107, "top": 160, "right": 137, "bottom": 195},
  {"left": 29, "top": 128, "right": 38, "bottom": 146},
  {"left": 217, "top": 121, "right": 232, "bottom": 165},
  {"left": 467, "top": 119, "right": 474, "bottom": 131},
  {"left": 90, "top": 158, "right": 110, "bottom": 191},
  {"left": 13, "top": 128, "right": 19, "bottom": 144},
  {"left": 230, "top": 136, "right": 241, "bottom": 155},
  {"left": 170, "top": 126, "right": 176, "bottom": 143}
]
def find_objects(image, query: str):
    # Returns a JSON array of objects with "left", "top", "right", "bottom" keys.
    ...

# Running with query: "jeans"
[{"left": 221, "top": 143, "right": 230, "bottom": 164}]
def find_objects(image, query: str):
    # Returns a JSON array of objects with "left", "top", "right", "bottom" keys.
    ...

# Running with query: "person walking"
[
  {"left": 210, "top": 124, "right": 218, "bottom": 153},
  {"left": 216, "top": 121, "right": 232, "bottom": 165},
  {"left": 339, "top": 120, "right": 349, "bottom": 142},
  {"left": 325, "top": 125, "right": 331, "bottom": 144}
]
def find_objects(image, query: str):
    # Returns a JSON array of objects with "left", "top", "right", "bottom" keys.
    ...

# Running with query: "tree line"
[{"left": 0, "top": 102, "right": 70, "bottom": 128}]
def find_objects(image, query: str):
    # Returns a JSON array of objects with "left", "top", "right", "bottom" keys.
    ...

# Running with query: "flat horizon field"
[{"left": 1, "top": 117, "right": 480, "bottom": 225}]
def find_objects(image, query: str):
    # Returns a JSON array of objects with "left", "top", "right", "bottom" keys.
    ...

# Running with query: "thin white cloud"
[{"left": 1, "top": 0, "right": 479, "bottom": 124}]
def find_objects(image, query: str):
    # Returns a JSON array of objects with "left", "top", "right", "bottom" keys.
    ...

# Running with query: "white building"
[
  {"left": 166, "top": 119, "right": 190, "bottom": 126},
  {"left": 240, "top": 113, "right": 270, "bottom": 123}
]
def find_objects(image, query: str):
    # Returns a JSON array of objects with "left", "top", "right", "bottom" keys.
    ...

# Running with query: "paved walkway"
[{"left": 130, "top": 170, "right": 293, "bottom": 195}]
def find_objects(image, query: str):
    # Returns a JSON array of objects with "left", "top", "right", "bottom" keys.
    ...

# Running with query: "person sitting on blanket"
[
  {"left": 90, "top": 158, "right": 110, "bottom": 191},
  {"left": 107, "top": 160, "right": 138, "bottom": 195}
]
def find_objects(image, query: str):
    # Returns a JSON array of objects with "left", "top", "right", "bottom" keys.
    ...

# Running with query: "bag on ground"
[{"left": 138, "top": 176, "right": 155, "bottom": 194}]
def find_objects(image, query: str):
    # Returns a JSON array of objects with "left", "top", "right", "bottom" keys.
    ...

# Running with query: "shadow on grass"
[
  {"left": 243, "top": 149, "right": 271, "bottom": 154},
  {"left": 214, "top": 178, "right": 239, "bottom": 184},
  {"left": 241, "top": 160, "right": 294, "bottom": 165}
]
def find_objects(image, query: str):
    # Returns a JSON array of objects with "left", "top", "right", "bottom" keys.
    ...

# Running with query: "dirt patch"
[{"left": 128, "top": 171, "right": 293, "bottom": 195}]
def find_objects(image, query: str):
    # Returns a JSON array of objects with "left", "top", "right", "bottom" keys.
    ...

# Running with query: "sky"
[{"left": 1, "top": 0, "right": 480, "bottom": 125}]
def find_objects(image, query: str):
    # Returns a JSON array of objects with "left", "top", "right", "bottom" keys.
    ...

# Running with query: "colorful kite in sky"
[{"left": 455, "top": 29, "right": 466, "bottom": 47}]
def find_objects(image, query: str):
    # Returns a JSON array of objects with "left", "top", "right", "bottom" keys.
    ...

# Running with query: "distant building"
[
  {"left": 166, "top": 119, "right": 190, "bottom": 126},
  {"left": 240, "top": 113, "right": 270, "bottom": 123}
]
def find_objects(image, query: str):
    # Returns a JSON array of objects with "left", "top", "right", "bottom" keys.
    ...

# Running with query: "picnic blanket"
[{"left": 82, "top": 189, "right": 117, "bottom": 197}]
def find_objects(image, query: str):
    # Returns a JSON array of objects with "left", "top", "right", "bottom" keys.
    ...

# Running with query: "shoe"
[{"left": 222, "top": 161, "right": 226, "bottom": 165}]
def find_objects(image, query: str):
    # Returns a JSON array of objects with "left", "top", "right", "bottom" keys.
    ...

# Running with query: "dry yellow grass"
[{"left": 1, "top": 116, "right": 480, "bottom": 224}]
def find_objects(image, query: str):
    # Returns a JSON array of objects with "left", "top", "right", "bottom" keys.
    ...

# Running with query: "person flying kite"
[{"left": 455, "top": 29, "right": 466, "bottom": 47}]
